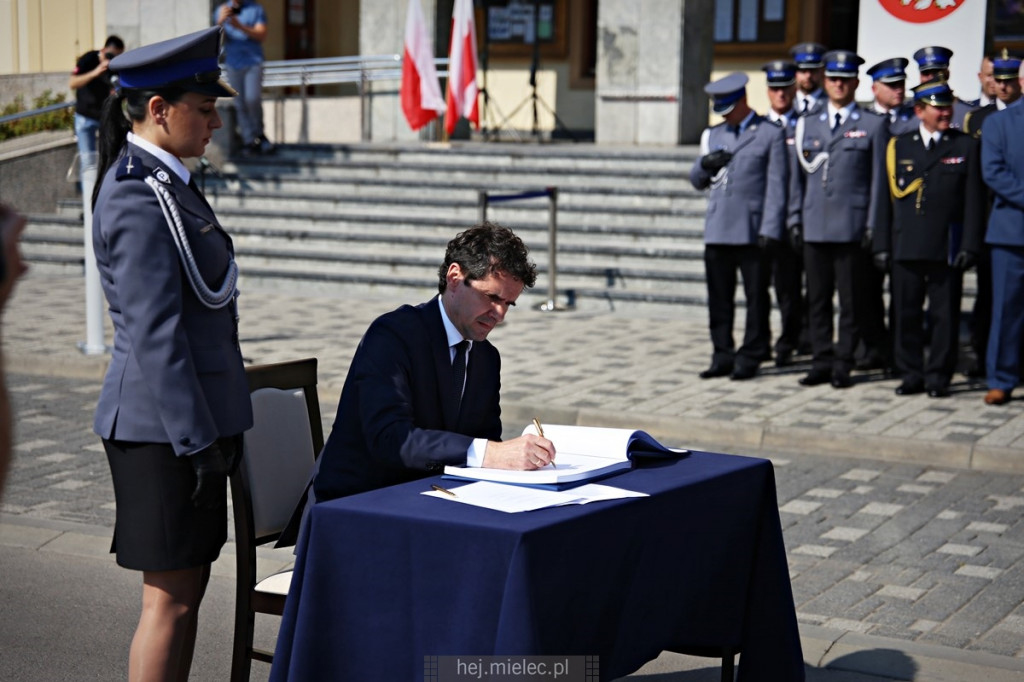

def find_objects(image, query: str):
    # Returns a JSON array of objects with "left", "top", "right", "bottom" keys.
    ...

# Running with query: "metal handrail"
[
  {"left": 0, "top": 101, "right": 74, "bottom": 126},
  {"left": 260, "top": 54, "right": 449, "bottom": 143}
]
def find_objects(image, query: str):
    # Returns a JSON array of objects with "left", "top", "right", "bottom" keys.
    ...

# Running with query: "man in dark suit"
[
  {"left": 874, "top": 80, "right": 984, "bottom": 398},
  {"left": 980, "top": 74, "right": 1024, "bottom": 405},
  {"left": 312, "top": 223, "right": 555, "bottom": 501},
  {"left": 789, "top": 50, "right": 890, "bottom": 389},
  {"left": 690, "top": 73, "right": 787, "bottom": 380}
]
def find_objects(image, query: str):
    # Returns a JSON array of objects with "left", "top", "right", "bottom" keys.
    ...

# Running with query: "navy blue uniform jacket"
[
  {"left": 313, "top": 297, "right": 503, "bottom": 501},
  {"left": 92, "top": 144, "right": 252, "bottom": 455}
]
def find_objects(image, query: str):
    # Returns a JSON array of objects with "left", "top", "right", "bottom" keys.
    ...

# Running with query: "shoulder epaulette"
[{"left": 115, "top": 155, "right": 147, "bottom": 181}]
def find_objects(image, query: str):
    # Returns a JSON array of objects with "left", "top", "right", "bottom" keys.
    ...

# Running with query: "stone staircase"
[{"left": 19, "top": 140, "right": 978, "bottom": 315}]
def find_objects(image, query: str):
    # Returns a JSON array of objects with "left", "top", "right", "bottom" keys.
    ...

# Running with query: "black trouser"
[
  {"left": 770, "top": 240, "right": 807, "bottom": 355},
  {"left": 892, "top": 260, "right": 962, "bottom": 389},
  {"left": 803, "top": 242, "right": 865, "bottom": 374},
  {"left": 704, "top": 244, "right": 771, "bottom": 369},
  {"left": 970, "top": 245, "right": 992, "bottom": 369},
  {"left": 857, "top": 260, "right": 891, "bottom": 365}
]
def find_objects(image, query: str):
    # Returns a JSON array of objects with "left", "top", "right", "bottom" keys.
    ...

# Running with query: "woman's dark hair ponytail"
[{"left": 91, "top": 87, "right": 185, "bottom": 209}]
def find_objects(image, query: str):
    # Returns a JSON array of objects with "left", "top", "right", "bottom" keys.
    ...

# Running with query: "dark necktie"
[
  {"left": 801, "top": 99, "right": 809, "bottom": 114},
  {"left": 833, "top": 112, "right": 842, "bottom": 131},
  {"left": 926, "top": 137, "right": 935, "bottom": 151},
  {"left": 452, "top": 340, "right": 469, "bottom": 406},
  {"left": 727, "top": 124, "right": 739, "bottom": 137}
]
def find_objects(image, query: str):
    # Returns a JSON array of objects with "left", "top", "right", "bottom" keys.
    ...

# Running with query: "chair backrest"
[{"left": 235, "top": 358, "right": 324, "bottom": 547}]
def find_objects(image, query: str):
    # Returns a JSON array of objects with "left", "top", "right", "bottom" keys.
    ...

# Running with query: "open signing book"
[{"left": 443, "top": 423, "right": 687, "bottom": 488}]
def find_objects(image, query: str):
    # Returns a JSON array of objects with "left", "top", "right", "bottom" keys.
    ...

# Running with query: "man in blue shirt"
[{"left": 215, "top": 1, "right": 273, "bottom": 154}]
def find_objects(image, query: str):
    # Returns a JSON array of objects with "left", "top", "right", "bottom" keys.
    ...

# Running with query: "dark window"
[{"left": 714, "top": 0, "right": 787, "bottom": 44}]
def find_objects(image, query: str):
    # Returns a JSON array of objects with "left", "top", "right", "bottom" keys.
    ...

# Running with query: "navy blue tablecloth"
[{"left": 269, "top": 451, "right": 804, "bottom": 681}]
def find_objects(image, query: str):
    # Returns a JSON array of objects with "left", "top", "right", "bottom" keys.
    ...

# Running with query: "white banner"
[{"left": 856, "top": 1, "right": 986, "bottom": 103}]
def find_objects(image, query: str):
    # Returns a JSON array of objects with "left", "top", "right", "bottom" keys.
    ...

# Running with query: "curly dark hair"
[{"left": 437, "top": 222, "right": 537, "bottom": 293}]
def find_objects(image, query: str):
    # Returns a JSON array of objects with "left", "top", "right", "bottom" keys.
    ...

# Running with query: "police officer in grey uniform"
[
  {"left": 789, "top": 50, "right": 890, "bottom": 388},
  {"left": 791, "top": 42, "right": 827, "bottom": 116},
  {"left": 867, "top": 58, "right": 918, "bottom": 135},
  {"left": 691, "top": 73, "right": 788, "bottom": 380},
  {"left": 762, "top": 60, "right": 808, "bottom": 365},
  {"left": 913, "top": 46, "right": 977, "bottom": 130}
]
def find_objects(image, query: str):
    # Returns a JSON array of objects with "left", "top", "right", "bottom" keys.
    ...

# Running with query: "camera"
[
  {"left": 103, "top": 51, "right": 116, "bottom": 60},
  {"left": 230, "top": 5, "right": 240, "bottom": 14}
]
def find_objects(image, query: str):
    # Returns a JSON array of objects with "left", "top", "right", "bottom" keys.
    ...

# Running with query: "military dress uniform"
[
  {"left": 790, "top": 51, "right": 890, "bottom": 388},
  {"left": 791, "top": 42, "right": 827, "bottom": 116},
  {"left": 93, "top": 27, "right": 253, "bottom": 571},
  {"left": 866, "top": 57, "right": 918, "bottom": 136},
  {"left": 874, "top": 81, "right": 984, "bottom": 397},
  {"left": 763, "top": 60, "right": 808, "bottom": 364},
  {"left": 691, "top": 73, "right": 788, "bottom": 379}
]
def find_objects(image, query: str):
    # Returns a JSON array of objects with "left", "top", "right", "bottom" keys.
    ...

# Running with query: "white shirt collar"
[
  {"left": 437, "top": 294, "right": 472, "bottom": 358},
  {"left": 918, "top": 124, "right": 941, "bottom": 147},
  {"left": 127, "top": 132, "right": 191, "bottom": 185},
  {"left": 827, "top": 101, "right": 856, "bottom": 124}
]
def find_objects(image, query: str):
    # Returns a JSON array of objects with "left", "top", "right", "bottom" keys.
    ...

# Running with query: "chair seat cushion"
[{"left": 256, "top": 570, "right": 293, "bottom": 596}]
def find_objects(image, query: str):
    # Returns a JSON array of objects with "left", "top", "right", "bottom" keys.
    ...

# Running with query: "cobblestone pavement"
[{"left": 5, "top": 272, "right": 1024, "bottom": 672}]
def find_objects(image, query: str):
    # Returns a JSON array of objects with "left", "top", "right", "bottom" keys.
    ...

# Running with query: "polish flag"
[
  {"left": 445, "top": 0, "right": 479, "bottom": 135},
  {"left": 400, "top": 0, "right": 446, "bottom": 131}
]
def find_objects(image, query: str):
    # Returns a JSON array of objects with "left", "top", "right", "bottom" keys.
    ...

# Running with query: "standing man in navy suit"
[
  {"left": 980, "top": 68, "right": 1024, "bottom": 405},
  {"left": 690, "top": 73, "right": 787, "bottom": 380},
  {"left": 312, "top": 223, "right": 555, "bottom": 501},
  {"left": 790, "top": 50, "right": 890, "bottom": 389}
]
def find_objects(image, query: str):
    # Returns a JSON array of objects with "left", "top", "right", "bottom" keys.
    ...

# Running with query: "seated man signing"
[{"left": 312, "top": 222, "right": 555, "bottom": 502}]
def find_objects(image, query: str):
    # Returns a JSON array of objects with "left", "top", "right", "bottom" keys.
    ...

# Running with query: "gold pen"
[
  {"left": 431, "top": 484, "right": 457, "bottom": 497},
  {"left": 532, "top": 417, "right": 555, "bottom": 468}
]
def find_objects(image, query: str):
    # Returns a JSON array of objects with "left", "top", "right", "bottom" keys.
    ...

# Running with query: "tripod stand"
[{"left": 483, "top": 0, "right": 578, "bottom": 142}]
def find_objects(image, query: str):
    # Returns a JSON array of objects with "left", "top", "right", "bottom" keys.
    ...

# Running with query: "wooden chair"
[{"left": 230, "top": 358, "right": 324, "bottom": 682}]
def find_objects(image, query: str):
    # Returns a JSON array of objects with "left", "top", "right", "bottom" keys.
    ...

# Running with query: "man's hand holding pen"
[{"left": 481, "top": 433, "right": 556, "bottom": 470}]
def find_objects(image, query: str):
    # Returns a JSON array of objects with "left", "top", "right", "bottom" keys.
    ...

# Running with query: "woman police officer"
[{"left": 91, "top": 27, "right": 252, "bottom": 680}]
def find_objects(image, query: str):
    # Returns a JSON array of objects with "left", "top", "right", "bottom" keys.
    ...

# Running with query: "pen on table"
[
  {"left": 532, "top": 417, "right": 555, "bottom": 468},
  {"left": 431, "top": 484, "right": 457, "bottom": 497}
]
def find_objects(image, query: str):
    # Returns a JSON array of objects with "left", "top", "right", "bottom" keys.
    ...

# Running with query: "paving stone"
[{"left": 955, "top": 565, "right": 1003, "bottom": 579}]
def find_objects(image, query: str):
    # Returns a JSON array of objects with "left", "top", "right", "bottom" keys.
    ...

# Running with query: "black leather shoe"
[
  {"left": 831, "top": 372, "right": 853, "bottom": 389},
  {"left": 731, "top": 365, "right": 758, "bottom": 381},
  {"left": 799, "top": 369, "right": 831, "bottom": 386},
  {"left": 774, "top": 349, "right": 793, "bottom": 368},
  {"left": 927, "top": 386, "right": 951, "bottom": 398},
  {"left": 699, "top": 363, "right": 733, "bottom": 379},
  {"left": 895, "top": 381, "right": 925, "bottom": 396}
]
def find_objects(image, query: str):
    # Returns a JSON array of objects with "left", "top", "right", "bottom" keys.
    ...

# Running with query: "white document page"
[{"left": 422, "top": 482, "right": 585, "bottom": 512}]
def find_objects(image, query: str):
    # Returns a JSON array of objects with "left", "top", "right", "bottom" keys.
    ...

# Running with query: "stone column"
[
  {"left": 361, "top": 0, "right": 440, "bottom": 142},
  {"left": 595, "top": 0, "right": 712, "bottom": 145}
]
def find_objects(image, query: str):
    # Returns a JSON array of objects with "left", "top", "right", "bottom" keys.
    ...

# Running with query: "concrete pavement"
[{"left": 3, "top": 271, "right": 1024, "bottom": 680}]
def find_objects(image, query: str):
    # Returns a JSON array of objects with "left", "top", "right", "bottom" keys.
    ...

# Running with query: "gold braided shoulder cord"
[{"left": 887, "top": 136, "right": 923, "bottom": 204}]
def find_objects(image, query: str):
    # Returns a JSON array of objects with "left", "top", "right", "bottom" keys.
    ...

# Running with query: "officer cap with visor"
[{"left": 108, "top": 27, "right": 236, "bottom": 97}]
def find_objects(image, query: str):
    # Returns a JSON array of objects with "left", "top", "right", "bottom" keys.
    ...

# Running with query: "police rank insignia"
[{"left": 155, "top": 168, "right": 171, "bottom": 183}]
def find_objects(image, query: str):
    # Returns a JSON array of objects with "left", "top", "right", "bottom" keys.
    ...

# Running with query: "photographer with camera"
[
  {"left": 215, "top": 0, "right": 273, "bottom": 155},
  {"left": 69, "top": 35, "right": 125, "bottom": 179}
]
